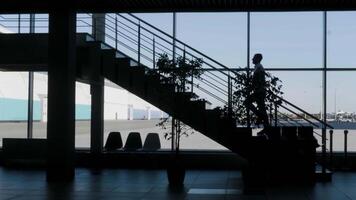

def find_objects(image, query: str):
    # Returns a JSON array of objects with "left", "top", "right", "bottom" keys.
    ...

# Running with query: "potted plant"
[
  {"left": 155, "top": 53, "right": 203, "bottom": 187},
  {"left": 157, "top": 117, "right": 195, "bottom": 187}
]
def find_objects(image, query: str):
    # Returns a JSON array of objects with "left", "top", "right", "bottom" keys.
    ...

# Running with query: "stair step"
[{"left": 116, "top": 57, "right": 131, "bottom": 68}]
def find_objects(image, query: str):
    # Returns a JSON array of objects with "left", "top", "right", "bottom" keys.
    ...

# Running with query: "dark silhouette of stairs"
[{"left": 82, "top": 39, "right": 253, "bottom": 158}]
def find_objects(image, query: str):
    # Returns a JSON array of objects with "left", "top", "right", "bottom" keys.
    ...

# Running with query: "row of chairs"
[{"left": 104, "top": 132, "right": 161, "bottom": 151}]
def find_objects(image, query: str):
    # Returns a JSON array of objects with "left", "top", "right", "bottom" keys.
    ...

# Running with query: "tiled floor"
[{"left": 0, "top": 167, "right": 355, "bottom": 200}]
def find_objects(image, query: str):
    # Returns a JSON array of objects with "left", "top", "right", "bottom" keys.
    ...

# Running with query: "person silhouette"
[{"left": 250, "top": 53, "right": 269, "bottom": 127}]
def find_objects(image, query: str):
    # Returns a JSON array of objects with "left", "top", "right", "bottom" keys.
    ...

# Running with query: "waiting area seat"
[
  {"left": 104, "top": 132, "right": 123, "bottom": 151},
  {"left": 124, "top": 132, "right": 143, "bottom": 151},
  {"left": 142, "top": 133, "right": 161, "bottom": 151}
]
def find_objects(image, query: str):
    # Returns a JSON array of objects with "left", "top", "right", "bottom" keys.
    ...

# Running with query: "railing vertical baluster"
[
  {"left": 274, "top": 102, "right": 278, "bottom": 127},
  {"left": 153, "top": 36, "right": 156, "bottom": 69},
  {"left": 228, "top": 73, "right": 232, "bottom": 118},
  {"left": 344, "top": 129, "right": 348, "bottom": 167},
  {"left": 329, "top": 129, "right": 333, "bottom": 169},
  {"left": 190, "top": 47, "right": 193, "bottom": 94},
  {"left": 18, "top": 14, "right": 21, "bottom": 33},
  {"left": 183, "top": 47, "right": 187, "bottom": 92},
  {"left": 92, "top": 15, "right": 96, "bottom": 39},
  {"left": 269, "top": 104, "right": 273, "bottom": 125},
  {"left": 115, "top": 14, "right": 118, "bottom": 50},
  {"left": 138, "top": 21, "right": 141, "bottom": 66}
]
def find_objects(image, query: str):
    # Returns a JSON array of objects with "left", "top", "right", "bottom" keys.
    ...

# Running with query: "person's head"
[{"left": 252, "top": 53, "right": 263, "bottom": 65}]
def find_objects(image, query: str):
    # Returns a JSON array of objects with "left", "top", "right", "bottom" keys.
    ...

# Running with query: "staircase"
[
  {"left": 77, "top": 34, "right": 253, "bottom": 158},
  {"left": 0, "top": 13, "right": 334, "bottom": 185}
]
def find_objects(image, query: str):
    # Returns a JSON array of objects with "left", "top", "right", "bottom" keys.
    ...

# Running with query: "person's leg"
[{"left": 257, "top": 99, "right": 269, "bottom": 127}]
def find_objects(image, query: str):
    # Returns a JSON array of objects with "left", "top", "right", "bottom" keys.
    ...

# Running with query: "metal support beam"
[
  {"left": 321, "top": 11, "right": 328, "bottom": 175},
  {"left": 173, "top": 12, "right": 176, "bottom": 62},
  {"left": 246, "top": 12, "right": 251, "bottom": 128},
  {"left": 47, "top": 10, "right": 77, "bottom": 182},
  {"left": 27, "top": 13, "right": 35, "bottom": 139}
]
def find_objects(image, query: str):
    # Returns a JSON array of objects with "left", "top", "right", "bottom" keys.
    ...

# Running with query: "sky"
[{"left": 133, "top": 12, "right": 356, "bottom": 114}]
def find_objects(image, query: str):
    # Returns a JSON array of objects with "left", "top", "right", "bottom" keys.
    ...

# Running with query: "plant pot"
[{"left": 167, "top": 158, "right": 185, "bottom": 187}]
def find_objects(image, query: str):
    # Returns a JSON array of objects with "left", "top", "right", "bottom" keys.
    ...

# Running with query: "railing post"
[
  {"left": 274, "top": 102, "right": 278, "bottom": 127},
  {"left": 344, "top": 129, "right": 348, "bottom": 167},
  {"left": 190, "top": 48, "right": 194, "bottom": 94},
  {"left": 153, "top": 36, "right": 156, "bottom": 69},
  {"left": 137, "top": 21, "right": 141, "bottom": 66},
  {"left": 329, "top": 129, "right": 333, "bottom": 169},
  {"left": 18, "top": 14, "right": 21, "bottom": 33},
  {"left": 228, "top": 73, "right": 232, "bottom": 119},
  {"left": 269, "top": 104, "right": 273, "bottom": 126},
  {"left": 92, "top": 15, "right": 96, "bottom": 39},
  {"left": 115, "top": 14, "right": 118, "bottom": 50},
  {"left": 183, "top": 47, "right": 188, "bottom": 93}
]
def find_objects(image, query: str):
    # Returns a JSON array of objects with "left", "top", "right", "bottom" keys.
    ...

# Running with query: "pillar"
[
  {"left": 90, "top": 82, "right": 104, "bottom": 155},
  {"left": 90, "top": 13, "right": 105, "bottom": 156},
  {"left": 46, "top": 10, "right": 77, "bottom": 181}
]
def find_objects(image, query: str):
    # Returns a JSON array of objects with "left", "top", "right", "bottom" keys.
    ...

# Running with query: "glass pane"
[
  {"left": 34, "top": 14, "right": 49, "bottom": 33},
  {"left": 33, "top": 72, "right": 48, "bottom": 138},
  {"left": 251, "top": 12, "right": 323, "bottom": 68},
  {"left": 327, "top": 72, "right": 356, "bottom": 152},
  {"left": 327, "top": 11, "right": 356, "bottom": 68},
  {"left": 0, "top": 72, "right": 28, "bottom": 146},
  {"left": 268, "top": 71, "right": 323, "bottom": 151},
  {"left": 75, "top": 82, "right": 91, "bottom": 148},
  {"left": 178, "top": 13, "right": 247, "bottom": 69},
  {"left": 0, "top": 14, "right": 19, "bottom": 33},
  {"left": 134, "top": 13, "right": 174, "bottom": 34}
]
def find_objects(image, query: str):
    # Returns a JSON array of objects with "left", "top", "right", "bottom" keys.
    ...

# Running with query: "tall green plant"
[
  {"left": 156, "top": 54, "right": 203, "bottom": 152},
  {"left": 156, "top": 53, "right": 203, "bottom": 91},
  {"left": 230, "top": 71, "right": 283, "bottom": 126}
]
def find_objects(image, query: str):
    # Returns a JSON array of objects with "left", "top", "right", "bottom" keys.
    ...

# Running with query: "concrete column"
[
  {"left": 90, "top": 13, "right": 105, "bottom": 156},
  {"left": 90, "top": 81, "right": 104, "bottom": 155},
  {"left": 46, "top": 10, "right": 77, "bottom": 182}
]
